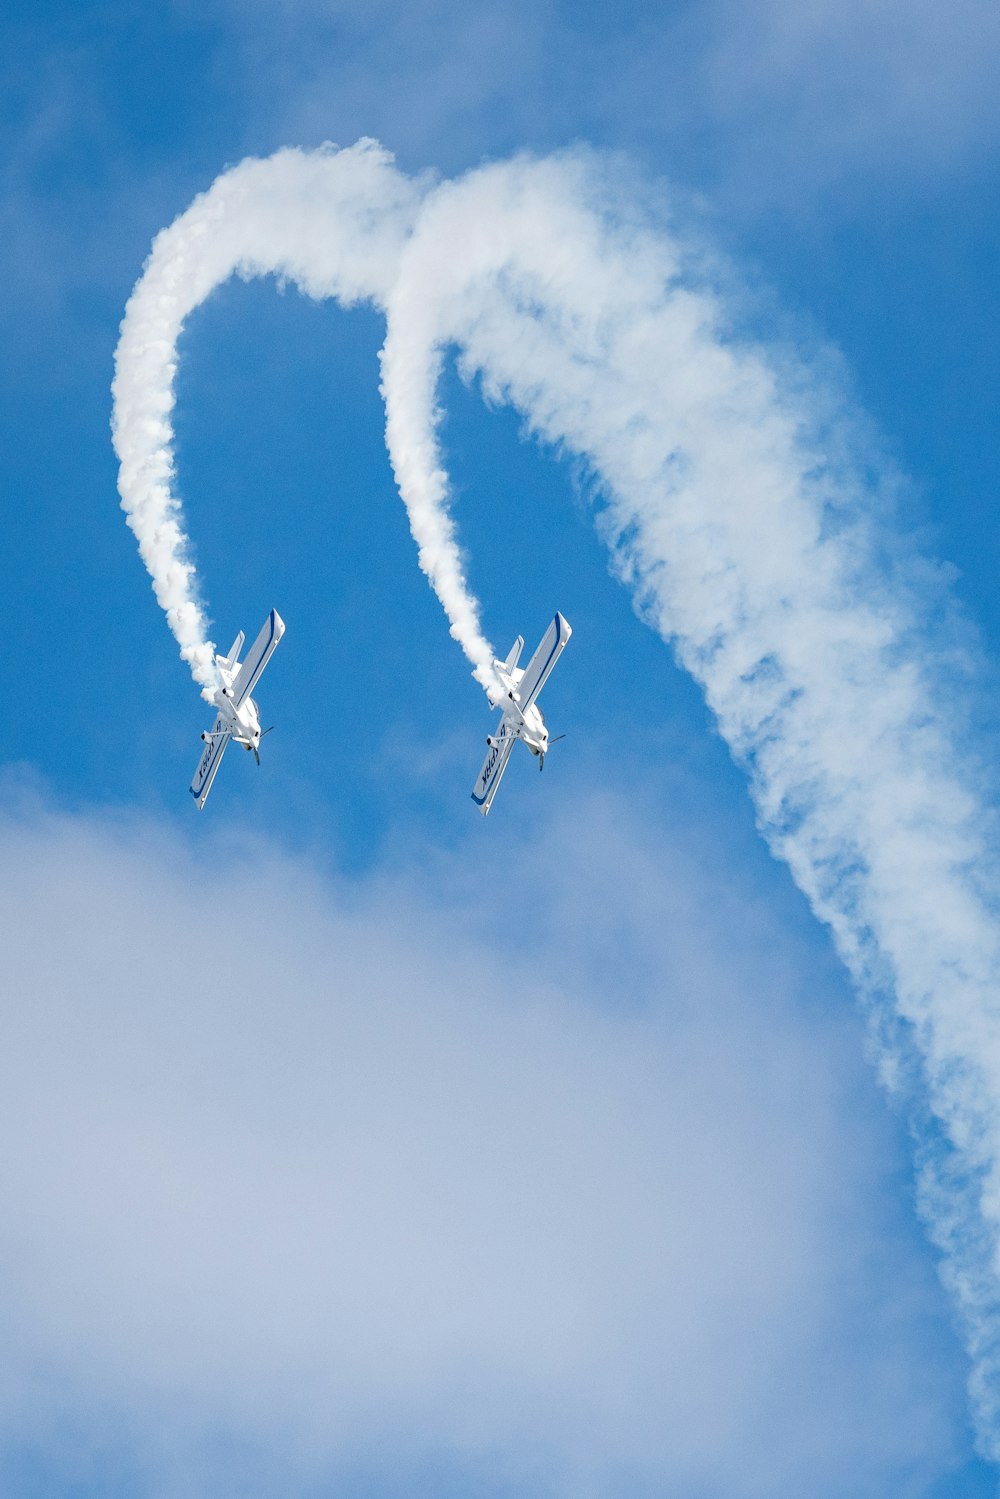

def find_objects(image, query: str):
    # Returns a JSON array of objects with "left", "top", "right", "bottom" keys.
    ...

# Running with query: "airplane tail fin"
[
  {"left": 487, "top": 635, "right": 525, "bottom": 707},
  {"left": 218, "top": 630, "right": 245, "bottom": 674},
  {"left": 501, "top": 636, "right": 524, "bottom": 675}
]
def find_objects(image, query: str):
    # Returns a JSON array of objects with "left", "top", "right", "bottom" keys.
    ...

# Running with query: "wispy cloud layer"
[
  {"left": 0, "top": 783, "right": 960, "bottom": 1495},
  {"left": 694, "top": 0, "right": 1000, "bottom": 184},
  {"left": 219, "top": 0, "right": 1000, "bottom": 198}
]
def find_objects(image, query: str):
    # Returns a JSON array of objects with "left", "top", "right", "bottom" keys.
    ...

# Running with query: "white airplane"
[
  {"left": 472, "top": 612, "right": 572, "bottom": 816},
  {"left": 190, "top": 609, "right": 285, "bottom": 810}
]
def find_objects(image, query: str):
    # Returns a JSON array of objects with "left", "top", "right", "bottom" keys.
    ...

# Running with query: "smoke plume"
[
  {"left": 112, "top": 141, "right": 426, "bottom": 695},
  {"left": 382, "top": 150, "right": 1000, "bottom": 1453},
  {"left": 115, "top": 141, "right": 1000, "bottom": 1453}
]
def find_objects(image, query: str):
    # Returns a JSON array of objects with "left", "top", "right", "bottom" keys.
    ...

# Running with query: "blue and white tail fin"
[
  {"left": 487, "top": 635, "right": 524, "bottom": 707},
  {"left": 501, "top": 636, "right": 523, "bottom": 676},
  {"left": 218, "top": 630, "right": 245, "bottom": 676}
]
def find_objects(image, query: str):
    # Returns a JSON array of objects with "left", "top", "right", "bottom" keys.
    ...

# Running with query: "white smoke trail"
[
  {"left": 112, "top": 139, "right": 495, "bottom": 698},
  {"left": 381, "top": 151, "right": 1000, "bottom": 1452},
  {"left": 114, "top": 137, "right": 1000, "bottom": 1448}
]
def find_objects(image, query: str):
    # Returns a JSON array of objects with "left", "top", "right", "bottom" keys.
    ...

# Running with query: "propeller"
[
  {"left": 539, "top": 734, "right": 566, "bottom": 772},
  {"left": 254, "top": 727, "right": 274, "bottom": 767}
]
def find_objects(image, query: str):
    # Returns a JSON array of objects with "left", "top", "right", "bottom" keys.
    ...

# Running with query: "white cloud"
[
  {"left": 0, "top": 780, "right": 962, "bottom": 1495},
  {"left": 213, "top": 0, "right": 1000, "bottom": 204},
  {"left": 690, "top": 0, "right": 1000, "bottom": 191},
  {"left": 215, "top": 0, "right": 549, "bottom": 171}
]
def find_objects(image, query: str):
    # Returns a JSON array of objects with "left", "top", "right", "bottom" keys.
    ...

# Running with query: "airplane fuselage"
[
  {"left": 489, "top": 691, "right": 549, "bottom": 757},
  {"left": 214, "top": 686, "right": 262, "bottom": 753}
]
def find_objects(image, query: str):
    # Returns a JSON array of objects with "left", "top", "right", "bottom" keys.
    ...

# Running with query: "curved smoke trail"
[
  {"left": 380, "top": 151, "right": 1000, "bottom": 1452},
  {"left": 111, "top": 140, "right": 496, "bottom": 698},
  {"left": 115, "top": 140, "right": 1000, "bottom": 1452}
]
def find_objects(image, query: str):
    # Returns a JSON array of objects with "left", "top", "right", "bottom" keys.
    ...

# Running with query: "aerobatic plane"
[
  {"left": 190, "top": 609, "right": 285, "bottom": 810},
  {"left": 472, "top": 612, "right": 572, "bottom": 816}
]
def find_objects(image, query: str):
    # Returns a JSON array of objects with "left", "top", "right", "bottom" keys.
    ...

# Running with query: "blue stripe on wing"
[{"left": 234, "top": 610, "right": 280, "bottom": 709}]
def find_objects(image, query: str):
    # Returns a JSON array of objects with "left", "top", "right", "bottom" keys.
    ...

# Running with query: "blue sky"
[{"left": 3, "top": 1, "right": 1000, "bottom": 1496}]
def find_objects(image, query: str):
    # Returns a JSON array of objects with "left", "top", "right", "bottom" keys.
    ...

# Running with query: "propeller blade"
[{"left": 253, "top": 748, "right": 261, "bottom": 766}]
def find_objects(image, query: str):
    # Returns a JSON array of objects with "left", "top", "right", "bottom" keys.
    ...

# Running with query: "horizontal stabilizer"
[
  {"left": 471, "top": 718, "right": 516, "bottom": 816},
  {"left": 231, "top": 609, "right": 285, "bottom": 709},
  {"left": 514, "top": 612, "right": 571, "bottom": 713},
  {"left": 191, "top": 715, "right": 231, "bottom": 810}
]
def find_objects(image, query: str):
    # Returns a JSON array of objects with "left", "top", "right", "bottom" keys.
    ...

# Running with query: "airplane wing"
[
  {"left": 514, "top": 612, "right": 571, "bottom": 712},
  {"left": 471, "top": 718, "right": 517, "bottom": 816},
  {"left": 232, "top": 609, "right": 285, "bottom": 709},
  {"left": 191, "top": 716, "right": 232, "bottom": 810}
]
